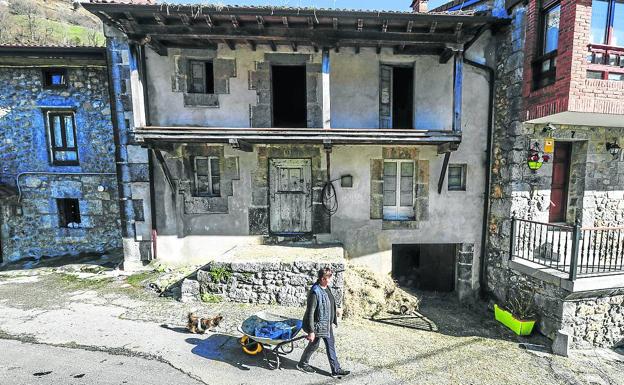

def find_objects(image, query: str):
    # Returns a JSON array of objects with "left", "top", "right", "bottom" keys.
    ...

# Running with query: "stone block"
[
  {"left": 183, "top": 93, "right": 219, "bottom": 107},
  {"left": 180, "top": 278, "right": 200, "bottom": 303}
]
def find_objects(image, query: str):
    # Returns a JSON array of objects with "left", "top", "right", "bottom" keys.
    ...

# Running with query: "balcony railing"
[
  {"left": 510, "top": 217, "right": 624, "bottom": 281},
  {"left": 587, "top": 44, "right": 624, "bottom": 81}
]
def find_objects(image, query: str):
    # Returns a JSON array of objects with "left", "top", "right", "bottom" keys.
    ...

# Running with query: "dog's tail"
[{"left": 187, "top": 312, "right": 195, "bottom": 321}]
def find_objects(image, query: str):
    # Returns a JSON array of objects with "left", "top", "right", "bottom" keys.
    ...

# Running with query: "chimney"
[{"left": 411, "top": 0, "right": 428, "bottom": 12}]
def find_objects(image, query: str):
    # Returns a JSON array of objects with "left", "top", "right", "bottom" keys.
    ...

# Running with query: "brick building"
[
  {"left": 433, "top": 0, "right": 624, "bottom": 353},
  {"left": 0, "top": 46, "right": 121, "bottom": 263}
]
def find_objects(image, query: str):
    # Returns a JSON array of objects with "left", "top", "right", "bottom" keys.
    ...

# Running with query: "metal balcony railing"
[{"left": 510, "top": 217, "right": 624, "bottom": 281}]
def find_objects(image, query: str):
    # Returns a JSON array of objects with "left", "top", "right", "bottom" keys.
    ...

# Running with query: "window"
[
  {"left": 45, "top": 111, "right": 78, "bottom": 165},
  {"left": 383, "top": 160, "right": 414, "bottom": 220},
  {"left": 42, "top": 68, "right": 67, "bottom": 88},
  {"left": 188, "top": 60, "right": 214, "bottom": 94},
  {"left": 193, "top": 156, "right": 220, "bottom": 196},
  {"left": 533, "top": 2, "right": 561, "bottom": 89},
  {"left": 591, "top": 0, "right": 624, "bottom": 47},
  {"left": 57, "top": 198, "right": 81, "bottom": 228},
  {"left": 448, "top": 164, "right": 467, "bottom": 191}
]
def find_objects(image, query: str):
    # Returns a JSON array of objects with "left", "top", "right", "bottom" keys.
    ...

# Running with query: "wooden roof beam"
[
  {"left": 291, "top": 41, "right": 298, "bottom": 52},
  {"left": 153, "top": 13, "right": 165, "bottom": 25},
  {"left": 429, "top": 21, "right": 437, "bottom": 33},
  {"left": 204, "top": 14, "right": 213, "bottom": 27},
  {"left": 307, "top": 17, "right": 315, "bottom": 29},
  {"left": 269, "top": 40, "right": 277, "bottom": 51},
  {"left": 257, "top": 16, "right": 264, "bottom": 30},
  {"left": 382, "top": 20, "right": 388, "bottom": 33},
  {"left": 406, "top": 20, "right": 414, "bottom": 33},
  {"left": 282, "top": 16, "right": 289, "bottom": 27},
  {"left": 223, "top": 39, "right": 236, "bottom": 50},
  {"left": 231, "top": 15, "right": 240, "bottom": 29},
  {"left": 357, "top": 19, "right": 363, "bottom": 31},
  {"left": 180, "top": 14, "right": 190, "bottom": 26},
  {"left": 247, "top": 40, "right": 256, "bottom": 51}
]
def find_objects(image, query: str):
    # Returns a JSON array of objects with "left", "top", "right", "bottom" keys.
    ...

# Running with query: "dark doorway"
[
  {"left": 549, "top": 142, "right": 572, "bottom": 223},
  {"left": 271, "top": 65, "right": 307, "bottom": 128},
  {"left": 392, "top": 244, "right": 456, "bottom": 292},
  {"left": 392, "top": 67, "right": 414, "bottom": 129}
]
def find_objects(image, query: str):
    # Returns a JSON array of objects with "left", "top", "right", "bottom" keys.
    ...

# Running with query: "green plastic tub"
[{"left": 494, "top": 304, "right": 536, "bottom": 336}]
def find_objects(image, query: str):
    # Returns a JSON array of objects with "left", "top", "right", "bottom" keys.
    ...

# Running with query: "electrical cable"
[{"left": 321, "top": 180, "right": 338, "bottom": 216}]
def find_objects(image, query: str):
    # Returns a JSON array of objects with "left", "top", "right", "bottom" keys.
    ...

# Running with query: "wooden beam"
[
  {"left": 247, "top": 40, "right": 256, "bottom": 51},
  {"left": 269, "top": 40, "right": 277, "bottom": 51},
  {"left": 332, "top": 18, "right": 338, "bottom": 30},
  {"left": 204, "top": 14, "right": 213, "bottom": 27},
  {"left": 439, "top": 48, "right": 453, "bottom": 63},
  {"left": 231, "top": 15, "right": 239, "bottom": 29},
  {"left": 282, "top": 16, "right": 289, "bottom": 27},
  {"left": 146, "top": 37, "right": 168, "bottom": 56},
  {"left": 429, "top": 21, "right": 437, "bottom": 33},
  {"left": 376, "top": 44, "right": 382, "bottom": 54},
  {"left": 334, "top": 42, "right": 339, "bottom": 53},
  {"left": 357, "top": 19, "right": 363, "bottom": 31},
  {"left": 452, "top": 50, "right": 463, "bottom": 133},
  {"left": 382, "top": 20, "right": 388, "bottom": 33},
  {"left": 322, "top": 48, "right": 331, "bottom": 130},
  {"left": 153, "top": 149, "right": 177, "bottom": 198},
  {"left": 153, "top": 13, "right": 165, "bottom": 26},
  {"left": 406, "top": 20, "right": 414, "bottom": 33},
  {"left": 307, "top": 17, "right": 315, "bottom": 29},
  {"left": 228, "top": 138, "right": 253, "bottom": 152},
  {"left": 455, "top": 22, "right": 463, "bottom": 38},
  {"left": 437, "top": 152, "right": 451, "bottom": 194},
  {"left": 223, "top": 39, "right": 236, "bottom": 50},
  {"left": 179, "top": 14, "right": 190, "bottom": 26},
  {"left": 355, "top": 44, "right": 360, "bottom": 54},
  {"left": 291, "top": 41, "right": 298, "bottom": 52},
  {"left": 312, "top": 43, "right": 319, "bottom": 52},
  {"left": 256, "top": 15, "right": 264, "bottom": 30}
]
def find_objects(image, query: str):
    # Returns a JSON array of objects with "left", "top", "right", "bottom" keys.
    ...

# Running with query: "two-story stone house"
[
  {"left": 81, "top": 1, "right": 506, "bottom": 301},
  {"left": 432, "top": 0, "right": 624, "bottom": 353},
  {"left": 0, "top": 45, "right": 121, "bottom": 263}
]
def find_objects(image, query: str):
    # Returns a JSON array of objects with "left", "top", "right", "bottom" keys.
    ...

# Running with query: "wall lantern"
[
  {"left": 527, "top": 141, "right": 550, "bottom": 172},
  {"left": 606, "top": 141, "right": 621, "bottom": 160}
]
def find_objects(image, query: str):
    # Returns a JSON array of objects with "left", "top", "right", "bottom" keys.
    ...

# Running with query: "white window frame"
[
  {"left": 383, "top": 159, "right": 415, "bottom": 221},
  {"left": 193, "top": 156, "right": 220, "bottom": 197}
]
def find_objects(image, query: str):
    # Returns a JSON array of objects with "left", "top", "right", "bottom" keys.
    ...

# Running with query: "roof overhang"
[
  {"left": 0, "top": 46, "right": 107, "bottom": 67},
  {"left": 134, "top": 126, "right": 462, "bottom": 146},
  {"left": 81, "top": 3, "right": 506, "bottom": 55}
]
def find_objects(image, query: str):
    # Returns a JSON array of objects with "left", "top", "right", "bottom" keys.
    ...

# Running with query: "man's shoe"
[
  {"left": 331, "top": 369, "right": 350, "bottom": 378},
  {"left": 297, "top": 363, "right": 316, "bottom": 374}
]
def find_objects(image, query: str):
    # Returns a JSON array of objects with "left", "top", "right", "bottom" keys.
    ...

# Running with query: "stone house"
[
  {"left": 0, "top": 45, "right": 121, "bottom": 263},
  {"left": 431, "top": 0, "right": 624, "bottom": 352},
  {"left": 81, "top": 1, "right": 506, "bottom": 302}
]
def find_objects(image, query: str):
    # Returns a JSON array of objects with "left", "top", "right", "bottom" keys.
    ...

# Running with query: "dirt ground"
[{"left": 0, "top": 253, "right": 623, "bottom": 385}]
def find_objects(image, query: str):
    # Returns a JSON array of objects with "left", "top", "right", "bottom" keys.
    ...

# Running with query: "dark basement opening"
[
  {"left": 392, "top": 244, "right": 457, "bottom": 292},
  {"left": 392, "top": 66, "right": 414, "bottom": 129},
  {"left": 272, "top": 65, "right": 307, "bottom": 128}
]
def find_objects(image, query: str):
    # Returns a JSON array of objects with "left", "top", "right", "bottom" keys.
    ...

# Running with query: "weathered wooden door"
[
  {"left": 418, "top": 244, "right": 457, "bottom": 292},
  {"left": 269, "top": 159, "right": 312, "bottom": 234},
  {"left": 549, "top": 142, "right": 572, "bottom": 223}
]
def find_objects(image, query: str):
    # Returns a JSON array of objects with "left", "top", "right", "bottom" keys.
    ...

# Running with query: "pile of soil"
[{"left": 342, "top": 263, "right": 420, "bottom": 319}]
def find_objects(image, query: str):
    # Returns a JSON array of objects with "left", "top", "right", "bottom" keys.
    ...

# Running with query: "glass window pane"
[
  {"left": 210, "top": 158, "right": 220, "bottom": 177},
  {"left": 400, "top": 176, "right": 413, "bottom": 192},
  {"left": 543, "top": 5, "right": 561, "bottom": 54},
  {"left": 400, "top": 192, "right": 413, "bottom": 207},
  {"left": 211, "top": 177, "right": 220, "bottom": 195},
  {"left": 195, "top": 158, "right": 210, "bottom": 176},
  {"left": 383, "top": 190, "right": 396, "bottom": 206},
  {"left": 587, "top": 71, "right": 603, "bottom": 79},
  {"left": 52, "top": 115, "right": 63, "bottom": 147},
  {"left": 191, "top": 62, "right": 204, "bottom": 77},
  {"left": 197, "top": 176, "right": 210, "bottom": 193},
  {"left": 400, "top": 162, "right": 413, "bottom": 177},
  {"left": 383, "top": 176, "right": 396, "bottom": 192},
  {"left": 613, "top": 0, "right": 624, "bottom": 47},
  {"left": 64, "top": 115, "right": 75, "bottom": 147},
  {"left": 384, "top": 162, "right": 397, "bottom": 176},
  {"left": 608, "top": 73, "right": 624, "bottom": 81},
  {"left": 591, "top": 0, "right": 609, "bottom": 44},
  {"left": 66, "top": 151, "right": 77, "bottom": 161}
]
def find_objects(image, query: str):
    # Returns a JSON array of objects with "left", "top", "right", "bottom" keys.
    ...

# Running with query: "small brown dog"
[{"left": 187, "top": 313, "right": 223, "bottom": 334}]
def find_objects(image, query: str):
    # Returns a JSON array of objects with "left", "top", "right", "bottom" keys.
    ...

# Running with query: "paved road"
[{"left": 0, "top": 340, "right": 204, "bottom": 385}]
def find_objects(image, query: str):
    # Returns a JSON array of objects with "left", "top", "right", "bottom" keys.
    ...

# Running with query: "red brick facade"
[{"left": 523, "top": 0, "right": 624, "bottom": 121}]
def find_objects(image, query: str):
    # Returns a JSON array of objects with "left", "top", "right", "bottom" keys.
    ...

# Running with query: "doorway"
[
  {"left": 392, "top": 66, "right": 414, "bottom": 129},
  {"left": 271, "top": 65, "right": 307, "bottom": 128},
  {"left": 392, "top": 244, "right": 457, "bottom": 292},
  {"left": 269, "top": 158, "right": 312, "bottom": 234},
  {"left": 549, "top": 142, "right": 572, "bottom": 223}
]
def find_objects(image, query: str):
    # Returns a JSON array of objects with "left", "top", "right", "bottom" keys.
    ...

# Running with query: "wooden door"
[
  {"left": 549, "top": 142, "right": 572, "bottom": 223},
  {"left": 418, "top": 244, "right": 457, "bottom": 292},
  {"left": 269, "top": 159, "right": 312, "bottom": 234}
]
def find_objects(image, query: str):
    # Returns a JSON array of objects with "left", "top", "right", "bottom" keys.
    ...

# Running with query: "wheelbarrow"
[{"left": 237, "top": 311, "right": 307, "bottom": 370}]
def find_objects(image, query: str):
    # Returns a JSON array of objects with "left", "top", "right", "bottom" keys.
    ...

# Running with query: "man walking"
[{"left": 297, "top": 267, "right": 350, "bottom": 378}]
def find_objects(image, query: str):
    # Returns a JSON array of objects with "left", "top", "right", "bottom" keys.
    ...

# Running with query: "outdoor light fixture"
[{"left": 606, "top": 141, "right": 621, "bottom": 160}]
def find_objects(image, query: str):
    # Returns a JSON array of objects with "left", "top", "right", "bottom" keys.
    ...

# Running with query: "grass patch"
[
  {"left": 57, "top": 273, "right": 113, "bottom": 290},
  {"left": 201, "top": 293, "right": 223, "bottom": 303},
  {"left": 208, "top": 266, "right": 232, "bottom": 283},
  {"left": 126, "top": 271, "right": 159, "bottom": 288}
]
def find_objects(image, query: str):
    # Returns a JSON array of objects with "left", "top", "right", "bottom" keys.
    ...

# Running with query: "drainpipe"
[{"left": 464, "top": 58, "right": 495, "bottom": 299}]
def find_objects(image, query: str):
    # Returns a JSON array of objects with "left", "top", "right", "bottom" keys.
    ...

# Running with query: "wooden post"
[
  {"left": 322, "top": 48, "right": 331, "bottom": 129},
  {"left": 569, "top": 220, "right": 582, "bottom": 281},
  {"left": 452, "top": 49, "right": 463, "bottom": 133}
]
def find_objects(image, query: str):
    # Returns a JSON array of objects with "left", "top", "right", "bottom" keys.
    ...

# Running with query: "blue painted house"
[{"left": 0, "top": 45, "right": 121, "bottom": 263}]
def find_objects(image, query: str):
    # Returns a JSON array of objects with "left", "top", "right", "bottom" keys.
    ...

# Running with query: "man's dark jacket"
[{"left": 302, "top": 284, "right": 338, "bottom": 338}]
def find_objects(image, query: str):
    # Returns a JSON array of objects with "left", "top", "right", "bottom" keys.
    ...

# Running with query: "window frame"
[
  {"left": 382, "top": 159, "right": 415, "bottom": 221},
  {"left": 187, "top": 60, "right": 215, "bottom": 94},
  {"left": 591, "top": 0, "right": 624, "bottom": 47},
  {"left": 42, "top": 68, "right": 68, "bottom": 89},
  {"left": 193, "top": 156, "right": 221, "bottom": 197},
  {"left": 57, "top": 198, "right": 81, "bottom": 228},
  {"left": 532, "top": 1, "right": 561, "bottom": 90},
  {"left": 448, "top": 164, "right": 467, "bottom": 191},
  {"left": 44, "top": 109, "right": 79, "bottom": 166}
]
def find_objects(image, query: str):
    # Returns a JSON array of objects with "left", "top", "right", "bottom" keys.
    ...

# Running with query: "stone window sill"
[{"left": 381, "top": 219, "right": 418, "bottom": 230}]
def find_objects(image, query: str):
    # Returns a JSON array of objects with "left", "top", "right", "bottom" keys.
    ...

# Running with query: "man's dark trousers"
[{"left": 299, "top": 326, "right": 340, "bottom": 373}]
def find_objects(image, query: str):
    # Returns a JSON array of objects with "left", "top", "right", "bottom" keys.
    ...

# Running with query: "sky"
[{"left": 168, "top": 0, "right": 450, "bottom": 12}]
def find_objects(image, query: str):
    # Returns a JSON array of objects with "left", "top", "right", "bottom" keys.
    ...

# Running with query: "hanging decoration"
[{"left": 527, "top": 141, "right": 550, "bottom": 172}]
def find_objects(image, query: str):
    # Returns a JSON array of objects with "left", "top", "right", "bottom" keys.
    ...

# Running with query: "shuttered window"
[
  {"left": 448, "top": 164, "right": 467, "bottom": 191},
  {"left": 193, "top": 156, "right": 220, "bottom": 196},
  {"left": 383, "top": 160, "right": 415, "bottom": 220},
  {"left": 188, "top": 60, "right": 215, "bottom": 94}
]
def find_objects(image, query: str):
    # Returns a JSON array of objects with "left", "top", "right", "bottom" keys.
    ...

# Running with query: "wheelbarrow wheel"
[
  {"left": 278, "top": 341, "right": 294, "bottom": 354},
  {"left": 240, "top": 335, "right": 263, "bottom": 355},
  {"left": 265, "top": 349, "right": 280, "bottom": 370}
]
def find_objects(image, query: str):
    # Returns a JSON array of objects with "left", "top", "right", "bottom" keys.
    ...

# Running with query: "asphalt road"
[{"left": 0, "top": 340, "right": 205, "bottom": 385}]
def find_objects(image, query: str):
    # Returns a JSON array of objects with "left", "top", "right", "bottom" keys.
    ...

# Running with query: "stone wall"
[
  {"left": 562, "top": 293, "right": 624, "bottom": 348},
  {"left": 0, "top": 64, "right": 121, "bottom": 263},
  {"left": 193, "top": 260, "right": 345, "bottom": 306}
]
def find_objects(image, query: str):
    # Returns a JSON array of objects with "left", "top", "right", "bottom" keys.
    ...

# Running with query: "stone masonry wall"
[
  {"left": 562, "top": 292, "right": 624, "bottom": 348},
  {"left": 194, "top": 260, "right": 345, "bottom": 307},
  {"left": 0, "top": 65, "right": 121, "bottom": 263}
]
